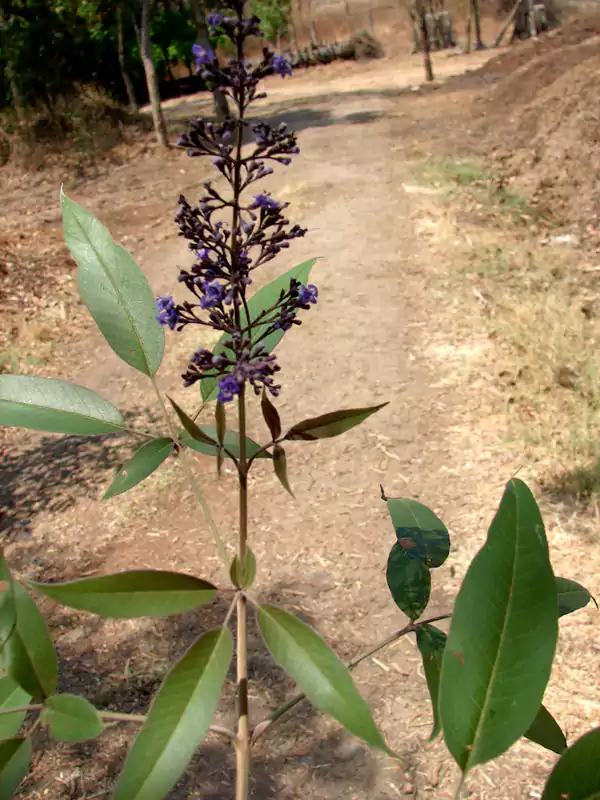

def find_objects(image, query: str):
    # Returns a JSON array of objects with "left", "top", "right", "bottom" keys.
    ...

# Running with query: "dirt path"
[{"left": 6, "top": 57, "right": 574, "bottom": 799}]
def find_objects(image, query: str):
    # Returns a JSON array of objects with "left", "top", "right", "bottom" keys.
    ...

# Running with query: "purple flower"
[
  {"left": 272, "top": 55, "right": 292, "bottom": 78},
  {"left": 206, "top": 12, "right": 224, "bottom": 31},
  {"left": 200, "top": 280, "right": 226, "bottom": 309},
  {"left": 251, "top": 193, "right": 280, "bottom": 211},
  {"left": 218, "top": 375, "right": 242, "bottom": 403},
  {"left": 299, "top": 284, "right": 318, "bottom": 305},
  {"left": 192, "top": 44, "right": 215, "bottom": 68},
  {"left": 155, "top": 296, "right": 179, "bottom": 330}
]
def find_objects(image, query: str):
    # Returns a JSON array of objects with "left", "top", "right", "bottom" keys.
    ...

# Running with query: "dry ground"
[{"left": 1, "top": 29, "right": 599, "bottom": 800}]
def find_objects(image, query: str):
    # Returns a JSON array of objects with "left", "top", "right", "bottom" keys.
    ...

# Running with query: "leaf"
[
  {"left": 29, "top": 571, "right": 217, "bottom": 618},
  {"left": 556, "top": 577, "right": 594, "bottom": 618},
  {"left": 61, "top": 191, "right": 164, "bottom": 377},
  {"left": 541, "top": 727, "right": 600, "bottom": 800},
  {"left": 113, "top": 628, "right": 233, "bottom": 800},
  {"left": 0, "top": 375, "right": 125, "bottom": 435},
  {"left": 0, "top": 676, "right": 31, "bottom": 740},
  {"left": 261, "top": 390, "right": 281, "bottom": 440},
  {"left": 4, "top": 582, "right": 57, "bottom": 700},
  {"left": 273, "top": 444, "right": 294, "bottom": 496},
  {"left": 439, "top": 479, "right": 558, "bottom": 774},
  {"left": 41, "top": 694, "right": 104, "bottom": 742},
  {"left": 525, "top": 705, "right": 567, "bottom": 755},
  {"left": 103, "top": 438, "right": 174, "bottom": 500},
  {"left": 257, "top": 605, "right": 393, "bottom": 754},
  {"left": 284, "top": 403, "right": 388, "bottom": 441},
  {"left": 385, "top": 496, "right": 450, "bottom": 568},
  {"left": 230, "top": 548, "right": 256, "bottom": 589},
  {"left": 180, "top": 429, "right": 271, "bottom": 460},
  {"left": 215, "top": 403, "right": 225, "bottom": 477},
  {"left": 0, "top": 738, "right": 31, "bottom": 799},
  {"left": 386, "top": 543, "right": 431, "bottom": 621},
  {"left": 416, "top": 624, "right": 446, "bottom": 740},
  {"left": 200, "top": 258, "right": 318, "bottom": 401},
  {"left": 0, "top": 549, "right": 15, "bottom": 651},
  {"left": 167, "top": 396, "right": 218, "bottom": 446}
]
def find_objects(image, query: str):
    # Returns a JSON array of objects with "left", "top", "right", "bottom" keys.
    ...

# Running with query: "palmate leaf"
[
  {"left": 386, "top": 543, "right": 431, "bottom": 621},
  {"left": 555, "top": 577, "right": 595, "bottom": 617},
  {"left": 0, "top": 375, "right": 125, "bottom": 435},
  {"left": 3, "top": 582, "right": 57, "bottom": 701},
  {"left": 61, "top": 191, "right": 164, "bottom": 377},
  {"left": 272, "top": 444, "right": 294, "bottom": 496},
  {"left": 0, "top": 548, "right": 16, "bottom": 651},
  {"left": 416, "top": 624, "right": 446, "bottom": 740},
  {"left": 29, "top": 571, "right": 217, "bottom": 618},
  {"left": 525, "top": 705, "right": 567, "bottom": 755},
  {"left": 0, "top": 738, "right": 31, "bottom": 798},
  {"left": 541, "top": 727, "right": 600, "bottom": 800},
  {"left": 257, "top": 605, "right": 393, "bottom": 755},
  {"left": 439, "top": 479, "right": 558, "bottom": 774},
  {"left": 0, "top": 676, "right": 31, "bottom": 740},
  {"left": 200, "top": 258, "right": 319, "bottom": 402},
  {"left": 284, "top": 403, "right": 388, "bottom": 441},
  {"left": 103, "top": 438, "right": 174, "bottom": 500},
  {"left": 180, "top": 429, "right": 271, "bottom": 460},
  {"left": 41, "top": 694, "right": 104, "bottom": 742},
  {"left": 113, "top": 628, "right": 232, "bottom": 800},
  {"left": 384, "top": 496, "right": 450, "bottom": 568}
]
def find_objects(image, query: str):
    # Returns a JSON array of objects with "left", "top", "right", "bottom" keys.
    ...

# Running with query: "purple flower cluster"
[{"left": 157, "top": 0, "right": 317, "bottom": 403}]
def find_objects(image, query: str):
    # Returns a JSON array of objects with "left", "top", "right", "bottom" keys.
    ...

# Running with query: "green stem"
[
  {"left": 150, "top": 375, "right": 230, "bottom": 570},
  {"left": 250, "top": 613, "right": 452, "bottom": 745},
  {"left": 0, "top": 704, "right": 41, "bottom": 716},
  {"left": 236, "top": 386, "right": 250, "bottom": 800}
]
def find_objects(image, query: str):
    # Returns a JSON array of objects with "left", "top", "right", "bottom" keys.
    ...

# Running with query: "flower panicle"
[{"left": 158, "top": 0, "right": 316, "bottom": 403}]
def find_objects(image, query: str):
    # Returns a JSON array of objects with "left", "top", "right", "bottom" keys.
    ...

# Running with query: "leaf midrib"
[
  {"left": 467, "top": 492, "right": 520, "bottom": 771},
  {"left": 0, "top": 398, "right": 124, "bottom": 428},
  {"left": 73, "top": 212, "right": 152, "bottom": 376}
]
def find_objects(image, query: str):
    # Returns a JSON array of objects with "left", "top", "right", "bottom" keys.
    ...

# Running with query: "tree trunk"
[
  {"left": 186, "top": 0, "right": 230, "bottom": 121},
  {"left": 367, "top": 7, "right": 375, "bottom": 34},
  {"left": 117, "top": 5, "right": 139, "bottom": 111},
  {"left": 465, "top": 0, "right": 472, "bottom": 53},
  {"left": 0, "top": 4, "right": 25, "bottom": 121},
  {"left": 344, "top": 0, "right": 353, "bottom": 34},
  {"left": 472, "top": 0, "right": 484, "bottom": 49},
  {"left": 494, "top": 0, "right": 522, "bottom": 46},
  {"left": 417, "top": 0, "right": 434, "bottom": 81},
  {"left": 140, "top": 0, "right": 169, "bottom": 146},
  {"left": 526, "top": 0, "right": 537, "bottom": 37}
]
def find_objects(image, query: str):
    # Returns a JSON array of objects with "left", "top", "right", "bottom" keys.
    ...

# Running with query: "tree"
[
  {"left": 186, "top": 0, "right": 230, "bottom": 121},
  {"left": 140, "top": 0, "right": 169, "bottom": 145},
  {"left": 117, "top": 3, "right": 139, "bottom": 110}
]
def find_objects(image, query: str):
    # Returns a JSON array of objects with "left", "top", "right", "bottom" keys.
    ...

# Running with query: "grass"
[{"left": 413, "top": 153, "right": 600, "bottom": 506}]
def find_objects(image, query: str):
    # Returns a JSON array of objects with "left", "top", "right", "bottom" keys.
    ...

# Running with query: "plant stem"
[
  {"left": 0, "top": 704, "right": 42, "bottom": 716},
  {"left": 150, "top": 375, "right": 230, "bottom": 570},
  {"left": 250, "top": 613, "right": 452, "bottom": 745},
  {"left": 235, "top": 386, "right": 250, "bottom": 800}
]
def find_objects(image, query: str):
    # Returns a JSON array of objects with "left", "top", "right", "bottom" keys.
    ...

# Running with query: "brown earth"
[{"left": 1, "top": 19, "right": 599, "bottom": 800}]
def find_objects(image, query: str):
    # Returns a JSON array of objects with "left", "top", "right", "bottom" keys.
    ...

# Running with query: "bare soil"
[{"left": 1, "top": 21, "right": 599, "bottom": 800}]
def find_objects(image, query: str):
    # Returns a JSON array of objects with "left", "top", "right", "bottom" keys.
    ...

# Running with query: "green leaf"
[
  {"left": 261, "top": 390, "right": 281, "bottom": 440},
  {"left": 200, "top": 258, "right": 318, "bottom": 401},
  {"left": 273, "top": 444, "right": 294, "bottom": 496},
  {"left": 439, "top": 479, "right": 558, "bottom": 774},
  {"left": 385, "top": 496, "right": 450, "bottom": 568},
  {"left": 285, "top": 403, "right": 388, "bottom": 442},
  {"left": 0, "top": 738, "right": 31, "bottom": 798},
  {"left": 556, "top": 577, "right": 594, "bottom": 618},
  {"left": 113, "top": 628, "right": 233, "bottom": 800},
  {"left": 167, "top": 396, "right": 218, "bottom": 446},
  {"left": 0, "top": 375, "right": 125, "bottom": 435},
  {"left": 386, "top": 543, "right": 431, "bottom": 621},
  {"left": 4, "top": 582, "right": 57, "bottom": 700},
  {"left": 61, "top": 191, "right": 164, "bottom": 377},
  {"left": 541, "top": 727, "right": 600, "bottom": 800},
  {"left": 0, "top": 550, "right": 16, "bottom": 651},
  {"left": 180, "top": 428, "right": 271, "bottom": 460},
  {"left": 416, "top": 624, "right": 446, "bottom": 740},
  {"left": 525, "top": 705, "right": 567, "bottom": 755},
  {"left": 257, "top": 605, "right": 393, "bottom": 754},
  {"left": 230, "top": 548, "right": 256, "bottom": 589},
  {"left": 0, "top": 677, "right": 31, "bottom": 740},
  {"left": 103, "top": 438, "right": 174, "bottom": 500},
  {"left": 29, "top": 571, "right": 217, "bottom": 618},
  {"left": 41, "top": 694, "right": 104, "bottom": 742}
]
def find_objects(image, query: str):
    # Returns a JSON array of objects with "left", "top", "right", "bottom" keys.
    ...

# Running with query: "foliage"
[
  {"left": 0, "top": 1, "right": 597, "bottom": 798},
  {"left": 252, "top": 0, "right": 291, "bottom": 44}
]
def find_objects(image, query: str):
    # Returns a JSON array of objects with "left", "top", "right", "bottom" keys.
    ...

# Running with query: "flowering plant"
[{"left": 0, "top": 1, "right": 596, "bottom": 799}]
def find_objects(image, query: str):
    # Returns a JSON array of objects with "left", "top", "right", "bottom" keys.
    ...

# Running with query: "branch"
[{"left": 250, "top": 613, "right": 452, "bottom": 745}]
